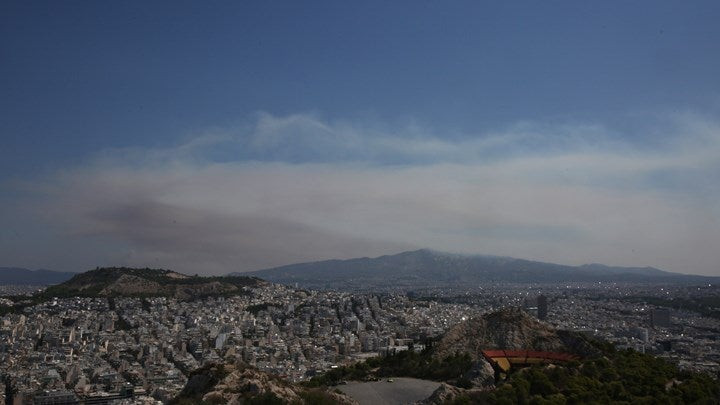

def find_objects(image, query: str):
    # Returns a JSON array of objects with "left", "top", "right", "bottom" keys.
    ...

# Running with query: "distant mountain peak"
[
  {"left": 239, "top": 249, "right": 717, "bottom": 291},
  {"left": 0, "top": 267, "right": 77, "bottom": 285}
]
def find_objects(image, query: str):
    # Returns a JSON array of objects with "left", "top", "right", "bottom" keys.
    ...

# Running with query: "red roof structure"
[{"left": 481, "top": 349, "right": 579, "bottom": 372}]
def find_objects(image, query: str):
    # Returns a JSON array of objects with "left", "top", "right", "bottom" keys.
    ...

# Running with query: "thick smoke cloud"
[{"left": 4, "top": 113, "right": 720, "bottom": 275}]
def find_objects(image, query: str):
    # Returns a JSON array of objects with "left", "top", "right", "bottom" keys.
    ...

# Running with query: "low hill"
[
  {"left": 0, "top": 267, "right": 76, "bottom": 285},
  {"left": 41, "top": 267, "right": 265, "bottom": 300},
  {"left": 432, "top": 308, "right": 599, "bottom": 361},
  {"left": 237, "top": 249, "right": 717, "bottom": 290}
]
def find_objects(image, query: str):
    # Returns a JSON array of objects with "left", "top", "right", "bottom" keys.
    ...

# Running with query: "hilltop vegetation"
[
  {"left": 40, "top": 267, "right": 264, "bottom": 300},
  {"left": 305, "top": 348, "right": 474, "bottom": 388},
  {"left": 309, "top": 345, "right": 720, "bottom": 404},
  {"left": 179, "top": 346, "right": 720, "bottom": 404},
  {"left": 458, "top": 348, "right": 720, "bottom": 404}
]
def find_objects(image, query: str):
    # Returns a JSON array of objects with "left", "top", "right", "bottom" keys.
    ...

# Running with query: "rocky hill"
[
  {"left": 239, "top": 249, "right": 717, "bottom": 290},
  {"left": 433, "top": 307, "right": 599, "bottom": 361},
  {"left": 426, "top": 308, "right": 600, "bottom": 391},
  {"left": 171, "top": 360, "right": 357, "bottom": 404},
  {"left": 40, "top": 267, "right": 265, "bottom": 300}
]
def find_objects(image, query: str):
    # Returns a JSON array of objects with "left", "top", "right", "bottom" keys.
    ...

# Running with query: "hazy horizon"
[
  {"left": 2, "top": 2, "right": 719, "bottom": 276},
  {"left": 1, "top": 248, "right": 713, "bottom": 279}
]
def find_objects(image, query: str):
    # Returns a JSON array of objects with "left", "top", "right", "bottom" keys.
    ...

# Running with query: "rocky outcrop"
[
  {"left": 203, "top": 364, "right": 300, "bottom": 404},
  {"left": 417, "top": 383, "right": 467, "bottom": 404},
  {"left": 433, "top": 307, "right": 597, "bottom": 361},
  {"left": 174, "top": 360, "right": 357, "bottom": 404},
  {"left": 463, "top": 357, "right": 495, "bottom": 388}
]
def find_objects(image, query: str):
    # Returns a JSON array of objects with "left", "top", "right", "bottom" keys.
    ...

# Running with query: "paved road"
[{"left": 337, "top": 377, "right": 440, "bottom": 405}]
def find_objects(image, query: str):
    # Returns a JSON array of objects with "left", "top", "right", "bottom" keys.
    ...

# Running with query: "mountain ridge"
[
  {"left": 0, "top": 267, "right": 77, "bottom": 285},
  {"left": 234, "top": 249, "right": 718, "bottom": 290}
]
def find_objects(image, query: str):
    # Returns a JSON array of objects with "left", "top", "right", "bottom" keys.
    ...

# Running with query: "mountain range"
[
  {"left": 0, "top": 267, "right": 77, "bottom": 285},
  {"left": 3, "top": 250, "right": 717, "bottom": 291},
  {"left": 236, "top": 249, "right": 719, "bottom": 290}
]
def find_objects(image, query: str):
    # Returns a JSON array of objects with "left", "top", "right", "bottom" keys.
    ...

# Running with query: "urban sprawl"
[{"left": 1, "top": 282, "right": 719, "bottom": 404}]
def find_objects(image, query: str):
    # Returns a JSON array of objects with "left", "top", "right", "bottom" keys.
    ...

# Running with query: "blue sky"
[{"left": 2, "top": 1, "right": 720, "bottom": 275}]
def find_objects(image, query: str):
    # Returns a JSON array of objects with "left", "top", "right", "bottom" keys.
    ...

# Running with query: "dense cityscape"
[{"left": 2, "top": 279, "right": 719, "bottom": 404}]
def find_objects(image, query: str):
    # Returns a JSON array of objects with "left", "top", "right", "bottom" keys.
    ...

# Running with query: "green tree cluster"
[
  {"left": 306, "top": 349, "right": 473, "bottom": 386},
  {"left": 463, "top": 349, "right": 719, "bottom": 404}
]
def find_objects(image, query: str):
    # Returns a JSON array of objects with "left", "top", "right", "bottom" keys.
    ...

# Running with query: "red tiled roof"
[{"left": 481, "top": 349, "right": 578, "bottom": 363}]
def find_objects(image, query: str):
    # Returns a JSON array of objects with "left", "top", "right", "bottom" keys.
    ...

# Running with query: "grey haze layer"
[{"left": 237, "top": 249, "right": 719, "bottom": 290}]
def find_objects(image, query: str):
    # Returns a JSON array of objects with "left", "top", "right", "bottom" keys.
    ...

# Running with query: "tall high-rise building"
[
  {"left": 537, "top": 295, "right": 548, "bottom": 321},
  {"left": 524, "top": 295, "right": 549, "bottom": 321},
  {"left": 650, "top": 308, "right": 671, "bottom": 328}
]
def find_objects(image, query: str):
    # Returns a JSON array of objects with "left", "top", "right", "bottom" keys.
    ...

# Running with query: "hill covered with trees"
[
  {"left": 306, "top": 309, "right": 720, "bottom": 404},
  {"left": 41, "top": 267, "right": 265, "bottom": 299}
]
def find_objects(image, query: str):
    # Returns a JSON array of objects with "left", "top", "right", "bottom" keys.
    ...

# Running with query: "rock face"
[
  {"left": 417, "top": 383, "right": 467, "bottom": 404},
  {"left": 463, "top": 358, "right": 496, "bottom": 388},
  {"left": 433, "top": 307, "right": 597, "bottom": 361},
  {"left": 203, "top": 364, "right": 300, "bottom": 404}
]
